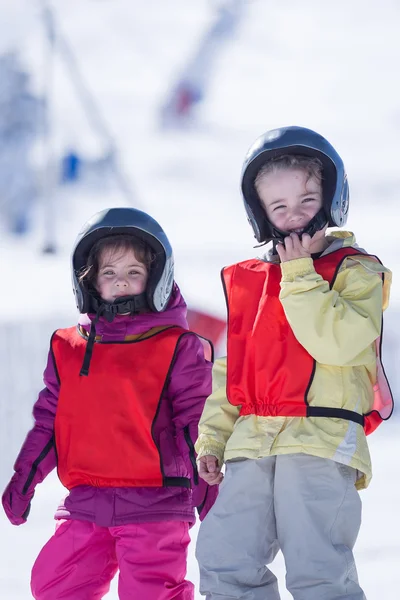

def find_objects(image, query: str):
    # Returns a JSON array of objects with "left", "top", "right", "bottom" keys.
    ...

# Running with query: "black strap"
[
  {"left": 307, "top": 406, "right": 365, "bottom": 427},
  {"left": 271, "top": 208, "right": 328, "bottom": 243},
  {"left": 163, "top": 477, "right": 191, "bottom": 488},
  {"left": 79, "top": 317, "right": 98, "bottom": 377},
  {"left": 91, "top": 293, "right": 148, "bottom": 321}
]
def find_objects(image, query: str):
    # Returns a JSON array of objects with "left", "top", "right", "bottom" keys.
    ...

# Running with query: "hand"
[
  {"left": 2, "top": 475, "right": 33, "bottom": 526},
  {"left": 276, "top": 232, "right": 312, "bottom": 262},
  {"left": 198, "top": 455, "right": 223, "bottom": 485}
]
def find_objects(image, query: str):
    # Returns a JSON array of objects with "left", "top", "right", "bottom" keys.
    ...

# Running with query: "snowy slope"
[{"left": 0, "top": 1, "right": 399, "bottom": 598}]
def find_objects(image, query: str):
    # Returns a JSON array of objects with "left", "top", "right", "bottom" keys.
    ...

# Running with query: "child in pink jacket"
[{"left": 2, "top": 207, "right": 217, "bottom": 600}]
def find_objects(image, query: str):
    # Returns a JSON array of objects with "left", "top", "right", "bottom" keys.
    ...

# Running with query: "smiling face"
[
  {"left": 255, "top": 167, "right": 323, "bottom": 235},
  {"left": 95, "top": 247, "right": 149, "bottom": 302}
]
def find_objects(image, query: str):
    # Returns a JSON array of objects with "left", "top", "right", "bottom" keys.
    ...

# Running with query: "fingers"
[
  {"left": 301, "top": 233, "right": 311, "bottom": 252},
  {"left": 198, "top": 455, "right": 224, "bottom": 485},
  {"left": 284, "top": 234, "right": 295, "bottom": 253},
  {"left": 278, "top": 232, "right": 312, "bottom": 262},
  {"left": 198, "top": 455, "right": 219, "bottom": 475},
  {"left": 205, "top": 455, "right": 218, "bottom": 472},
  {"left": 277, "top": 233, "right": 297, "bottom": 262},
  {"left": 198, "top": 456, "right": 211, "bottom": 473},
  {"left": 202, "top": 471, "right": 224, "bottom": 485},
  {"left": 289, "top": 232, "right": 303, "bottom": 251},
  {"left": 276, "top": 242, "right": 286, "bottom": 261}
]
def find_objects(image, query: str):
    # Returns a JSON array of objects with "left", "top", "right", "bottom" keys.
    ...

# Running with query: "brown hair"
[
  {"left": 254, "top": 154, "right": 323, "bottom": 194},
  {"left": 79, "top": 234, "right": 155, "bottom": 287}
]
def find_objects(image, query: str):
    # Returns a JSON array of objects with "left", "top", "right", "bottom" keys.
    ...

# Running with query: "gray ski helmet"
[
  {"left": 241, "top": 126, "right": 350, "bottom": 243},
  {"left": 71, "top": 208, "right": 174, "bottom": 313}
]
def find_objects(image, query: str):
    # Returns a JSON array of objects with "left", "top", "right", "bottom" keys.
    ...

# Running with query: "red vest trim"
[
  {"left": 52, "top": 326, "right": 191, "bottom": 489},
  {"left": 222, "top": 248, "right": 393, "bottom": 435}
]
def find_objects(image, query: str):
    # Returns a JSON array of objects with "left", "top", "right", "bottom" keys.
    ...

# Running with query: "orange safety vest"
[
  {"left": 52, "top": 325, "right": 193, "bottom": 489},
  {"left": 222, "top": 247, "right": 393, "bottom": 435}
]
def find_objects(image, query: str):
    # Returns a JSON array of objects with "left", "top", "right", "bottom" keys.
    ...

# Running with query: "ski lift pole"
[
  {"left": 41, "top": 3, "right": 57, "bottom": 254},
  {"left": 50, "top": 6, "right": 140, "bottom": 208}
]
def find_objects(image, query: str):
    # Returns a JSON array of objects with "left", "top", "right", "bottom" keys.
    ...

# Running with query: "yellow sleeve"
[
  {"left": 279, "top": 256, "right": 390, "bottom": 366},
  {"left": 194, "top": 356, "right": 240, "bottom": 464}
]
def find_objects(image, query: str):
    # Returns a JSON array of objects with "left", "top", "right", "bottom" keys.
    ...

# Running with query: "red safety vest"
[
  {"left": 52, "top": 325, "right": 191, "bottom": 489},
  {"left": 222, "top": 247, "right": 393, "bottom": 435}
]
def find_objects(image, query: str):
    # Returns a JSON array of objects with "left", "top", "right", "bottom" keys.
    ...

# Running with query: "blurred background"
[{"left": 0, "top": 1, "right": 399, "bottom": 598}]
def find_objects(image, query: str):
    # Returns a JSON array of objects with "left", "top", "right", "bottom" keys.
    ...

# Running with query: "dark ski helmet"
[
  {"left": 72, "top": 207, "right": 174, "bottom": 314},
  {"left": 241, "top": 126, "right": 349, "bottom": 243}
]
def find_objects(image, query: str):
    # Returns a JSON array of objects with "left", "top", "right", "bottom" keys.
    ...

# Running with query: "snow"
[{"left": 0, "top": 0, "right": 399, "bottom": 598}]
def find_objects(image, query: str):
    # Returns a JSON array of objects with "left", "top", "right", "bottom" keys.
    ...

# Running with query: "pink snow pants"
[{"left": 31, "top": 519, "right": 193, "bottom": 600}]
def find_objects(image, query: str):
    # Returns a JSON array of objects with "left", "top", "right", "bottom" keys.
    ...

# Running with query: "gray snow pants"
[{"left": 196, "top": 454, "right": 366, "bottom": 600}]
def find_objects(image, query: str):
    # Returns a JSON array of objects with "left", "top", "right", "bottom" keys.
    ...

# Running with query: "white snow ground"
[{"left": 0, "top": 1, "right": 399, "bottom": 598}]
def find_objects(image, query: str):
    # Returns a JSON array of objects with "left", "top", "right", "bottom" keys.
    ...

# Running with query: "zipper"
[
  {"left": 22, "top": 437, "right": 54, "bottom": 495},
  {"left": 183, "top": 426, "right": 198, "bottom": 486}
]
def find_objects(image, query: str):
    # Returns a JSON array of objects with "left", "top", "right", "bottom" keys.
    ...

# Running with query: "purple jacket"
[{"left": 2, "top": 284, "right": 217, "bottom": 527}]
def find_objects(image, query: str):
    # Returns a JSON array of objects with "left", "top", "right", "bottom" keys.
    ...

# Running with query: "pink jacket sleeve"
[
  {"left": 168, "top": 333, "right": 218, "bottom": 520},
  {"left": 2, "top": 348, "right": 59, "bottom": 525}
]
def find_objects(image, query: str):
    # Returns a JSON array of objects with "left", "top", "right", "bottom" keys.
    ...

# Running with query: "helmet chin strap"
[
  {"left": 270, "top": 208, "right": 328, "bottom": 243},
  {"left": 91, "top": 293, "right": 149, "bottom": 322}
]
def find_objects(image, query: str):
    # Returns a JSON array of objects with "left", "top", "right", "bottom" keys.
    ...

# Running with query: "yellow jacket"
[{"left": 195, "top": 231, "right": 392, "bottom": 489}]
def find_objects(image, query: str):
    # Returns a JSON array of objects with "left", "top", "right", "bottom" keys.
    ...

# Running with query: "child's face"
[
  {"left": 95, "top": 247, "right": 149, "bottom": 302},
  {"left": 256, "top": 168, "right": 323, "bottom": 234}
]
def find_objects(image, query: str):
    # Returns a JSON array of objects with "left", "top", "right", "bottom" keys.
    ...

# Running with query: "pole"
[{"left": 41, "top": 3, "right": 57, "bottom": 253}]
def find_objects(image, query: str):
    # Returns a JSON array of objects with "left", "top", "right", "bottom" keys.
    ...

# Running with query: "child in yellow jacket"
[{"left": 195, "top": 126, "right": 393, "bottom": 600}]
